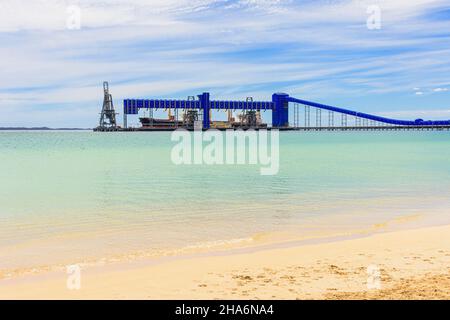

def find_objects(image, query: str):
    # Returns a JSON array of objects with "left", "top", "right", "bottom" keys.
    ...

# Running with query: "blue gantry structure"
[{"left": 122, "top": 92, "right": 450, "bottom": 130}]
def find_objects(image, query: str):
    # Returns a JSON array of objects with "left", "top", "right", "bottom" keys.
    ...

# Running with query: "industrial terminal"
[{"left": 95, "top": 82, "right": 450, "bottom": 132}]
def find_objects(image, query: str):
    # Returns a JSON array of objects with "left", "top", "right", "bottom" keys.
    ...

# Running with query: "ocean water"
[{"left": 1, "top": 130, "right": 450, "bottom": 275}]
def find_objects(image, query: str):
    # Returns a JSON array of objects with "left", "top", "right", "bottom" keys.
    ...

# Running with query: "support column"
[
  {"left": 200, "top": 92, "right": 211, "bottom": 129},
  {"left": 123, "top": 100, "right": 128, "bottom": 129},
  {"left": 272, "top": 93, "right": 289, "bottom": 128}
]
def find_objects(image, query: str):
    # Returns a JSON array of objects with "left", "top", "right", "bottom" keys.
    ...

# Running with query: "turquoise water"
[{"left": 1, "top": 131, "right": 450, "bottom": 273}]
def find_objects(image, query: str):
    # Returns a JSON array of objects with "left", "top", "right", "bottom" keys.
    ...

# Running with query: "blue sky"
[{"left": 0, "top": 0, "right": 449, "bottom": 127}]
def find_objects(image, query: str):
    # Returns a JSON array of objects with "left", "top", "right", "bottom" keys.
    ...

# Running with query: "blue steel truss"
[
  {"left": 123, "top": 99, "right": 274, "bottom": 113},
  {"left": 123, "top": 92, "right": 450, "bottom": 129},
  {"left": 287, "top": 97, "right": 450, "bottom": 127}
]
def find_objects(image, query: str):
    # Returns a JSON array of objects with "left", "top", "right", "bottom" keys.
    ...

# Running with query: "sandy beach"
[{"left": 1, "top": 224, "right": 449, "bottom": 300}]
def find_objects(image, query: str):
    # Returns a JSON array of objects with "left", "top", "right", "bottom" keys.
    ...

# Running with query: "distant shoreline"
[{"left": 0, "top": 127, "right": 91, "bottom": 131}]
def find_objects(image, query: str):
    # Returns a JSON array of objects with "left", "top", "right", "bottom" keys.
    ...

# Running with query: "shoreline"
[{"left": 1, "top": 223, "right": 449, "bottom": 299}]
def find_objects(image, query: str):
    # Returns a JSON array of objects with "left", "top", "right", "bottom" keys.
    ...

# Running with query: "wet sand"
[{"left": 1, "top": 224, "right": 449, "bottom": 300}]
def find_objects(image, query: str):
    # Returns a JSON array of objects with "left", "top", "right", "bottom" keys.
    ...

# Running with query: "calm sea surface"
[{"left": 1, "top": 131, "right": 450, "bottom": 273}]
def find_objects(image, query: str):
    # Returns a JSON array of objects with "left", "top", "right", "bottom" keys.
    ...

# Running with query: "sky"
[{"left": 0, "top": 0, "right": 449, "bottom": 128}]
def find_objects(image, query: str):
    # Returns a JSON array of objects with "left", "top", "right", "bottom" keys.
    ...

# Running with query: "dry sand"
[{"left": 1, "top": 225, "right": 450, "bottom": 300}]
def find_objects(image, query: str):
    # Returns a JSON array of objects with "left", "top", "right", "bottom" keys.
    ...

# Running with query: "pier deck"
[{"left": 94, "top": 125, "right": 450, "bottom": 132}]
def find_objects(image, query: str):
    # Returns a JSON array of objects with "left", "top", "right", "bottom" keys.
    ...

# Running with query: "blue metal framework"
[
  {"left": 287, "top": 96, "right": 450, "bottom": 126},
  {"left": 124, "top": 93, "right": 276, "bottom": 129},
  {"left": 123, "top": 92, "right": 450, "bottom": 129}
]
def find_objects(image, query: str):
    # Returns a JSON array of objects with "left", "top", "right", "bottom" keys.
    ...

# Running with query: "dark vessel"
[{"left": 139, "top": 117, "right": 183, "bottom": 128}]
